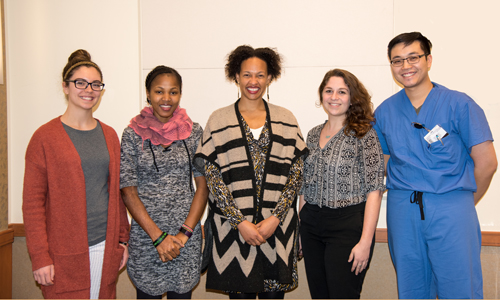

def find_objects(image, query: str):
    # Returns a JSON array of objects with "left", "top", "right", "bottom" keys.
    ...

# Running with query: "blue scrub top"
[{"left": 374, "top": 83, "right": 493, "bottom": 193}]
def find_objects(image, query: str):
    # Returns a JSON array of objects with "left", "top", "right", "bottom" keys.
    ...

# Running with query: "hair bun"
[
  {"left": 67, "top": 49, "right": 92, "bottom": 65},
  {"left": 62, "top": 49, "right": 102, "bottom": 82}
]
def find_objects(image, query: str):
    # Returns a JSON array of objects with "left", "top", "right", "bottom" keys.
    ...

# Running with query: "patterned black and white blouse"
[{"left": 301, "top": 122, "right": 385, "bottom": 208}]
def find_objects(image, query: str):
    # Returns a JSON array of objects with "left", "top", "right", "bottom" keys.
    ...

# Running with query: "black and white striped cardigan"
[{"left": 194, "top": 100, "right": 308, "bottom": 292}]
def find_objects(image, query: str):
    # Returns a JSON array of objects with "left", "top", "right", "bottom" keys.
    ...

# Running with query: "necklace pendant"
[{"left": 326, "top": 135, "right": 331, "bottom": 138}]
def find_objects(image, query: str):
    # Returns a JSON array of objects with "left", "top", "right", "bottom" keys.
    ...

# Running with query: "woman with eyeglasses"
[
  {"left": 194, "top": 45, "right": 308, "bottom": 299},
  {"left": 120, "top": 66, "right": 208, "bottom": 299},
  {"left": 22, "top": 49, "right": 130, "bottom": 299},
  {"left": 299, "top": 69, "right": 385, "bottom": 299}
]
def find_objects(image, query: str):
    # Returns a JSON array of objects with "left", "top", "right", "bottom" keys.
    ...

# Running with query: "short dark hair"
[
  {"left": 388, "top": 32, "right": 432, "bottom": 59},
  {"left": 145, "top": 65, "right": 182, "bottom": 93},
  {"left": 225, "top": 45, "right": 282, "bottom": 83},
  {"left": 62, "top": 49, "right": 103, "bottom": 82},
  {"left": 318, "top": 69, "right": 374, "bottom": 138}
]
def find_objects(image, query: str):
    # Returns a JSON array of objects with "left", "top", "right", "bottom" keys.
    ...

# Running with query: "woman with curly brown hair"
[
  {"left": 299, "top": 69, "right": 385, "bottom": 299},
  {"left": 194, "top": 45, "right": 308, "bottom": 299}
]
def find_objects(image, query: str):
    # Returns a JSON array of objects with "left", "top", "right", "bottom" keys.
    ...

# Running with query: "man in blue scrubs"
[{"left": 374, "top": 32, "right": 497, "bottom": 299}]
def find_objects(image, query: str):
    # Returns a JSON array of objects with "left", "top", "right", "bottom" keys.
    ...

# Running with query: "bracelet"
[
  {"left": 181, "top": 224, "right": 194, "bottom": 233},
  {"left": 153, "top": 232, "right": 168, "bottom": 247},
  {"left": 179, "top": 226, "right": 193, "bottom": 238},
  {"left": 119, "top": 241, "right": 128, "bottom": 246}
]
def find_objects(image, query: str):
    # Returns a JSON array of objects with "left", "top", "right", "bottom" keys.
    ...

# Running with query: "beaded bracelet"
[
  {"left": 153, "top": 232, "right": 168, "bottom": 247},
  {"left": 179, "top": 226, "right": 193, "bottom": 238},
  {"left": 182, "top": 224, "right": 193, "bottom": 233}
]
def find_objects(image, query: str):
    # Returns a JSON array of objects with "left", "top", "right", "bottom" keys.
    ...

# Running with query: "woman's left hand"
[
  {"left": 256, "top": 216, "right": 280, "bottom": 240},
  {"left": 119, "top": 243, "right": 129, "bottom": 270},
  {"left": 348, "top": 240, "right": 371, "bottom": 275}
]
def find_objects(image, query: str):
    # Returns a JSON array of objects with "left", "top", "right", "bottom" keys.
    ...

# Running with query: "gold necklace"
[{"left": 324, "top": 123, "right": 341, "bottom": 139}]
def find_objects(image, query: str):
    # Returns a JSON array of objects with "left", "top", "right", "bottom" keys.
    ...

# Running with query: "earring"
[
  {"left": 147, "top": 98, "right": 151, "bottom": 105},
  {"left": 267, "top": 85, "right": 270, "bottom": 101},
  {"left": 236, "top": 81, "right": 240, "bottom": 99}
]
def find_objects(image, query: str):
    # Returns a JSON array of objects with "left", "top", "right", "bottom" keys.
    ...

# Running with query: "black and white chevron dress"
[{"left": 194, "top": 100, "right": 308, "bottom": 293}]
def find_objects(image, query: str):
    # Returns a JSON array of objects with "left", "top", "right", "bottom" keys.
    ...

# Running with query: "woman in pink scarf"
[{"left": 120, "top": 66, "right": 208, "bottom": 299}]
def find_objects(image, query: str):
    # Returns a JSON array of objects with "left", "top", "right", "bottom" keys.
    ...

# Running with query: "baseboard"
[
  {"left": 481, "top": 231, "right": 500, "bottom": 247},
  {"left": 375, "top": 228, "right": 388, "bottom": 243},
  {"left": 8, "top": 223, "right": 24, "bottom": 237},
  {"left": 376, "top": 228, "right": 500, "bottom": 247},
  {"left": 8, "top": 223, "right": 500, "bottom": 246}
]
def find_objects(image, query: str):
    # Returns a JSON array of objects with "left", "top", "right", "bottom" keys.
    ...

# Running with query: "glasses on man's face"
[
  {"left": 390, "top": 54, "right": 427, "bottom": 67},
  {"left": 66, "top": 79, "right": 105, "bottom": 91}
]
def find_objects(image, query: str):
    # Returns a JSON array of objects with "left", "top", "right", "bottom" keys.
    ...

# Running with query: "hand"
[
  {"left": 156, "top": 234, "right": 184, "bottom": 262},
  {"left": 119, "top": 243, "right": 129, "bottom": 270},
  {"left": 237, "top": 220, "right": 266, "bottom": 246},
  {"left": 175, "top": 232, "right": 189, "bottom": 246},
  {"left": 33, "top": 264, "right": 54, "bottom": 286},
  {"left": 256, "top": 216, "right": 280, "bottom": 240},
  {"left": 348, "top": 240, "right": 371, "bottom": 275}
]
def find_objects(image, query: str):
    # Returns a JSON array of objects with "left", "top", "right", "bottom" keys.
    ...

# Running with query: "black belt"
[{"left": 410, "top": 191, "right": 425, "bottom": 220}]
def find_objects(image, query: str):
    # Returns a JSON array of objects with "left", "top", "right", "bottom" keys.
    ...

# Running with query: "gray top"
[
  {"left": 120, "top": 123, "right": 203, "bottom": 295},
  {"left": 301, "top": 123, "right": 385, "bottom": 208},
  {"left": 63, "top": 121, "right": 109, "bottom": 246}
]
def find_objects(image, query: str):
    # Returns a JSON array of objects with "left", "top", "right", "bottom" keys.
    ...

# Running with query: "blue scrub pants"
[{"left": 387, "top": 189, "right": 482, "bottom": 299}]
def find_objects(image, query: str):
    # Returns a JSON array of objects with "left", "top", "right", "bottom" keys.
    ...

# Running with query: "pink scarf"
[{"left": 128, "top": 106, "right": 193, "bottom": 146}]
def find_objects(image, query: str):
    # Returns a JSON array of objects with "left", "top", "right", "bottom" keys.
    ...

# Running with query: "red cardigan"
[{"left": 22, "top": 117, "right": 130, "bottom": 299}]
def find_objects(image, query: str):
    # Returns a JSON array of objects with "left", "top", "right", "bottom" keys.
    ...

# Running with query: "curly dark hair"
[
  {"left": 225, "top": 45, "right": 282, "bottom": 83},
  {"left": 318, "top": 69, "right": 374, "bottom": 138}
]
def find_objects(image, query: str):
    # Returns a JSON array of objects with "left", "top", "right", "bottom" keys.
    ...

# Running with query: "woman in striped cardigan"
[{"left": 194, "top": 45, "right": 308, "bottom": 299}]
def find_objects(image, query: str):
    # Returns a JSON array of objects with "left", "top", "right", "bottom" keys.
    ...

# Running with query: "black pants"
[
  {"left": 228, "top": 291, "right": 285, "bottom": 299},
  {"left": 299, "top": 202, "right": 374, "bottom": 299},
  {"left": 136, "top": 287, "right": 192, "bottom": 299}
]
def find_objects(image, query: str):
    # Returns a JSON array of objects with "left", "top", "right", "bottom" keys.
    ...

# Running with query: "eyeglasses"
[
  {"left": 390, "top": 54, "right": 427, "bottom": 67},
  {"left": 66, "top": 79, "right": 105, "bottom": 91}
]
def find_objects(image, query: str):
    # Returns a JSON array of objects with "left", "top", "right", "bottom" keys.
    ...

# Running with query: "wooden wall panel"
[
  {"left": 0, "top": 228, "right": 13, "bottom": 299},
  {"left": 375, "top": 228, "right": 500, "bottom": 247},
  {"left": 10, "top": 223, "right": 500, "bottom": 246}
]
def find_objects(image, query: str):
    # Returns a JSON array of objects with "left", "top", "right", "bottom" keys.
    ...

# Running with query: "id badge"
[{"left": 424, "top": 124, "right": 448, "bottom": 145}]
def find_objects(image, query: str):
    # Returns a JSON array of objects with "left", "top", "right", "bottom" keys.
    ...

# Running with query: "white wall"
[
  {"left": 7, "top": 0, "right": 500, "bottom": 230},
  {"left": 140, "top": 0, "right": 395, "bottom": 133},
  {"left": 6, "top": 0, "right": 141, "bottom": 222},
  {"left": 392, "top": 1, "right": 500, "bottom": 229}
]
